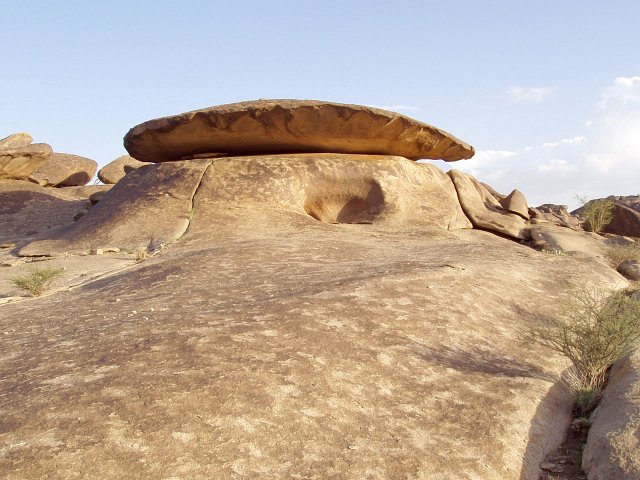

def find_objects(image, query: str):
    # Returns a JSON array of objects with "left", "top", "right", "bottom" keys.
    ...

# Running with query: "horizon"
[{"left": 3, "top": 1, "right": 639, "bottom": 209}]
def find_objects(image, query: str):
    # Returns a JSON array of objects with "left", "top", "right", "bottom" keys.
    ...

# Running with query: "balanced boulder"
[
  {"left": 124, "top": 99, "right": 475, "bottom": 163},
  {"left": 98, "top": 155, "right": 152, "bottom": 184},
  {"left": 0, "top": 143, "right": 52, "bottom": 180},
  {"left": 29, "top": 152, "right": 98, "bottom": 187}
]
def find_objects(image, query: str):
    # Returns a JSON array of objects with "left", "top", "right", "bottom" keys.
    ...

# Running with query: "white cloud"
[
  {"left": 368, "top": 104, "right": 420, "bottom": 113},
  {"left": 537, "top": 159, "right": 579, "bottom": 173},
  {"left": 597, "top": 76, "right": 640, "bottom": 109},
  {"left": 542, "top": 136, "right": 587, "bottom": 148},
  {"left": 506, "top": 86, "right": 555, "bottom": 103},
  {"left": 454, "top": 149, "right": 516, "bottom": 174}
]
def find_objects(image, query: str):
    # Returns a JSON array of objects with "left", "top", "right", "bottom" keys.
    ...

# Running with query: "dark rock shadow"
[{"left": 411, "top": 343, "right": 554, "bottom": 381}]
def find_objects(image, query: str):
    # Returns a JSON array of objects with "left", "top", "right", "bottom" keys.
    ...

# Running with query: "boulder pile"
[
  {"left": 0, "top": 133, "right": 107, "bottom": 244},
  {"left": 20, "top": 100, "right": 535, "bottom": 256}
]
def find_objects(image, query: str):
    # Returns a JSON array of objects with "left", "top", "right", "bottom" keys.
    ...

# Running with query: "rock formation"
[
  {"left": 2, "top": 102, "right": 635, "bottom": 479},
  {"left": 0, "top": 143, "right": 53, "bottom": 180},
  {"left": 97, "top": 155, "right": 152, "bottom": 184},
  {"left": 448, "top": 169, "right": 530, "bottom": 239},
  {"left": 582, "top": 351, "right": 640, "bottom": 479},
  {"left": 531, "top": 204, "right": 582, "bottom": 229},
  {"left": 124, "top": 99, "right": 475, "bottom": 163},
  {"left": 572, "top": 195, "right": 640, "bottom": 238},
  {"left": 29, "top": 152, "right": 98, "bottom": 187}
]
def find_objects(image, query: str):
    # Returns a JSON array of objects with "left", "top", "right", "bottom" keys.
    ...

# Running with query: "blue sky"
[{"left": 2, "top": 1, "right": 639, "bottom": 207}]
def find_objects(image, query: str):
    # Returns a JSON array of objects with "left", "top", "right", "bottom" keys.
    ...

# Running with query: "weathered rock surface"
[
  {"left": 89, "top": 187, "right": 112, "bottom": 205},
  {"left": 98, "top": 155, "right": 152, "bottom": 184},
  {"left": 529, "top": 224, "right": 607, "bottom": 257},
  {"left": 499, "top": 189, "right": 529, "bottom": 220},
  {"left": 604, "top": 204, "right": 640, "bottom": 238},
  {"left": 0, "top": 143, "right": 52, "bottom": 180},
  {"left": 0, "top": 132, "right": 33, "bottom": 149},
  {"left": 617, "top": 259, "right": 640, "bottom": 280},
  {"left": 448, "top": 169, "right": 530, "bottom": 240},
  {"left": 21, "top": 154, "right": 472, "bottom": 256},
  {"left": 0, "top": 180, "right": 91, "bottom": 244},
  {"left": 583, "top": 351, "right": 640, "bottom": 479},
  {"left": 531, "top": 204, "right": 581, "bottom": 229},
  {"left": 20, "top": 160, "right": 211, "bottom": 256},
  {"left": 28, "top": 152, "right": 98, "bottom": 187},
  {"left": 0, "top": 215, "right": 626, "bottom": 479},
  {"left": 124, "top": 99, "right": 475, "bottom": 163}
]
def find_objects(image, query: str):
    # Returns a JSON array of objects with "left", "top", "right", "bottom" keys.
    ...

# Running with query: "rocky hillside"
[{"left": 0, "top": 101, "right": 638, "bottom": 480}]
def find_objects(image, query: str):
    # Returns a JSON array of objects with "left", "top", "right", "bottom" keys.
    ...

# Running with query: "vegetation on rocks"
[
  {"left": 11, "top": 267, "right": 63, "bottom": 296},
  {"left": 529, "top": 286, "right": 640, "bottom": 411},
  {"left": 578, "top": 197, "right": 615, "bottom": 234},
  {"left": 606, "top": 242, "right": 640, "bottom": 268}
]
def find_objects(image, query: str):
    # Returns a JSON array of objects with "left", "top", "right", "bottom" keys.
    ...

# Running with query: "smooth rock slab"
[
  {"left": 0, "top": 180, "right": 90, "bottom": 243},
  {"left": 124, "top": 99, "right": 475, "bottom": 163},
  {"left": 0, "top": 143, "right": 52, "bottom": 180},
  {"left": 583, "top": 351, "right": 640, "bottom": 479},
  {"left": 29, "top": 152, "right": 98, "bottom": 187},
  {"left": 98, "top": 155, "right": 152, "bottom": 184},
  {"left": 448, "top": 169, "right": 530, "bottom": 240}
]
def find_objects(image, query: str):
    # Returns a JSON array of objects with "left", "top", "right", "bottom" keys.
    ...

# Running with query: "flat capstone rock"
[{"left": 124, "top": 99, "right": 475, "bottom": 163}]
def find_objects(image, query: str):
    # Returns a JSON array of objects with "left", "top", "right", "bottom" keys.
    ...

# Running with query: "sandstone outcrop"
[
  {"left": 20, "top": 160, "right": 211, "bottom": 256},
  {"left": 21, "top": 154, "right": 472, "bottom": 256},
  {"left": 124, "top": 99, "right": 475, "bottom": 163},
  {"left": 0, "top": 180, "right": 95, "bottom": 244},
  {"left": 582, "top": 351, "right": 640, "bottom": 479},
  {"left": 0, "top": 143, "right": 52, "bottom": 180},
  {"left": 531, "top": 204, "right": 582, "bottom": 229},
  {"left": 0, "top": 208, "right": 626, "bottom": 479},
  {"left": 0, "top": 132, "right": 33, "bottom": 149},
  {"left": 9, "top": 103, "right": 621, "bottom": 480},
  {"left": 499, "top": 189, "right": 529, "bottom": 220},
  {"left": 28, "top": 152, "right": 98, "bottom": 187},
  {"left": 605, "top": 204, "right": 640, "bottom": 238},
  {"left": 448, "top": 169, "right": 530, "bottom": 239},
  {"left": 98, "top": 155, "right": 152, "bottom": 184}
]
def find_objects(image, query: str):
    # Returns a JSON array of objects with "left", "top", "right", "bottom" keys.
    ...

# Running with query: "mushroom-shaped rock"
[
  {"left": 0, "top": 132, "right": 33, "bottom": 149},
  {"left": 0, "top": 143, "right": 53, "bottom": 180},
  {"left": 448, "top": 170, "right": 530, "bottom": 240},
  {"left": 28, "top": 153, "right": 98, "bottom": 187},
  {"left": 499, "top": 189, "right": 530, "bottom": 220},
  {"left": 124, "top": 99, "right": 475, "bottom": 163},
  {"left": 98, "top": 155, "right": 152, "bottom": 184}
]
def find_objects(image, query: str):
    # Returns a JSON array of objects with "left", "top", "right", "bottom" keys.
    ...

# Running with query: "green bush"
[
  {"left": 528, "top": 286, "right": 640, "bottom": 402},
  {"left": 11, "top": 267, "right": 63, "bottom": 296},
  {"left": 583, "top": 199, "right": 615, "bottom": 234}
]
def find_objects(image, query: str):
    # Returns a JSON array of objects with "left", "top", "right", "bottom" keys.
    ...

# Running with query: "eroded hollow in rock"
[{"left": 304, "top": 177, "right": 386, "bottom": 224}]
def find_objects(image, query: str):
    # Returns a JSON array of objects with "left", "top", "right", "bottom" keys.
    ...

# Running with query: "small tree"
[
  {"left": 529, "top": 286, "right": 640, "bottom": 410},
  {"left": 11, "top": 267, "right": 63, "bottom": 296},
  {"left": 577, "top": 197, "right": 615, "bottom": 234}
]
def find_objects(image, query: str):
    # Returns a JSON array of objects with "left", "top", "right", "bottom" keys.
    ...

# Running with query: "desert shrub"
[
  {"left": 11, "top": 267, "right": 63, "bottom": 296},
  {"left": 582, "top": 198, "right": 615, "bottom": 234},
  {"left": 606, "top": 243, "right": 640, "bottom": 268},
  {"left": 529, "top": 286, "right": 640, "bottom": 402}
]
